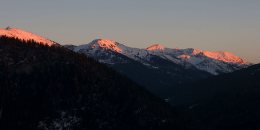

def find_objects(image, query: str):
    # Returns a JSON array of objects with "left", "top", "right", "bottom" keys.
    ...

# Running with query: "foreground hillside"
[
  {"left": 172, "top": 64, "right": 260, "bottom": 130},
  {"left": 0, "top": 37, "right": 183, "bottom": 130}
]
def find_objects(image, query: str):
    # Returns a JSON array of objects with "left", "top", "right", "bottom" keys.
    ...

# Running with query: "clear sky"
[{"left": 1, "top": 0, "right": 260, "bottom": 63}]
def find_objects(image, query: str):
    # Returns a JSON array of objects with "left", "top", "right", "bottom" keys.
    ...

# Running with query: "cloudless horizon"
[{"left": 1, "top": 0, "right": 260, "bottom": 63}]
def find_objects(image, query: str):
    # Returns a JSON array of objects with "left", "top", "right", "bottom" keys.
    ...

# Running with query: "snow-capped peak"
[
  {"left": 0, "top": 27, "right": 56, "bottom": 46},
  {"left": 89, "top": 39, "right": 122, "bottom": 53},
  {"left": 202, "top": 51, "right": 245, "bottom": 64},
  {"left": 70, "top": 39, "right": 250, "bottom": 75},
  {"left": 146, "top": 44, "right": 165, "bottom": 51},
  {"left": 182, "top": 48, "right": 246, "bottom": 64}
]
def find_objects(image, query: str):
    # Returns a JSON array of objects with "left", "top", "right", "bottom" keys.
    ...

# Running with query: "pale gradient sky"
[{"left": 1, "top": 0, "right": 260, "bottom": 63}]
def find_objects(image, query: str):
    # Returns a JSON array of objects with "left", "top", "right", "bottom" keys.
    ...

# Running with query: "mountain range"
[
  {"left": 0, "top": 27, "right": 248, "bottom": 75},
  {"left": 70, "top": 39, "right": 248, "bottom": 75},
  {"left": 66, "top": 38, "right": 250, "bottom": 99},
  {"left": 0, "top": 27, "right": 250, "bottom": 99},
  {"left": 1, "top": 27, "right": 260, "bottom": 129}
]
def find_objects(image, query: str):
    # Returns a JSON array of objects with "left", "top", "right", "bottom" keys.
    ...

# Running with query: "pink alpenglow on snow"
[
  {"left": 0, "top": 27, "right": 56, "bottom": 46},
  {"left": 202, "top": 51, "right": 246, "bottom": 64},
  {"left": 146, "top": 44, "right": 165, "bottom": 51},
  {"left": 73, "top": 38, "right": 249, "bottom": 75},
  {"left": 89, "top": 39, "right": 122, "bottom": 53}
]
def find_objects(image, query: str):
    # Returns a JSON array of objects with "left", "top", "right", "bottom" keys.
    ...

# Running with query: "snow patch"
[{"left": 38, "top": 112, "right": 80, "bottom": 130}]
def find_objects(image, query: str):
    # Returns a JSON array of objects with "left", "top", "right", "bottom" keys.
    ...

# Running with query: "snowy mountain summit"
[
  {"left": 73, "top": 39, "right": 249, "bottom": 75},
  {"left": 0, "top": 27, "right": 56, "bottom": 46},
  {"left": 146, "top": 44, "right": 165, "bottom": 51}
]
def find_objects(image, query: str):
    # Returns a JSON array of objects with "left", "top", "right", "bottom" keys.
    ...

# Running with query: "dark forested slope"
[
  {"left": 172, "top": 63, "right": 260, "bottom": 130},
  {"left": 0, "top": 37, "right": 183, "bottom": 130}
]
